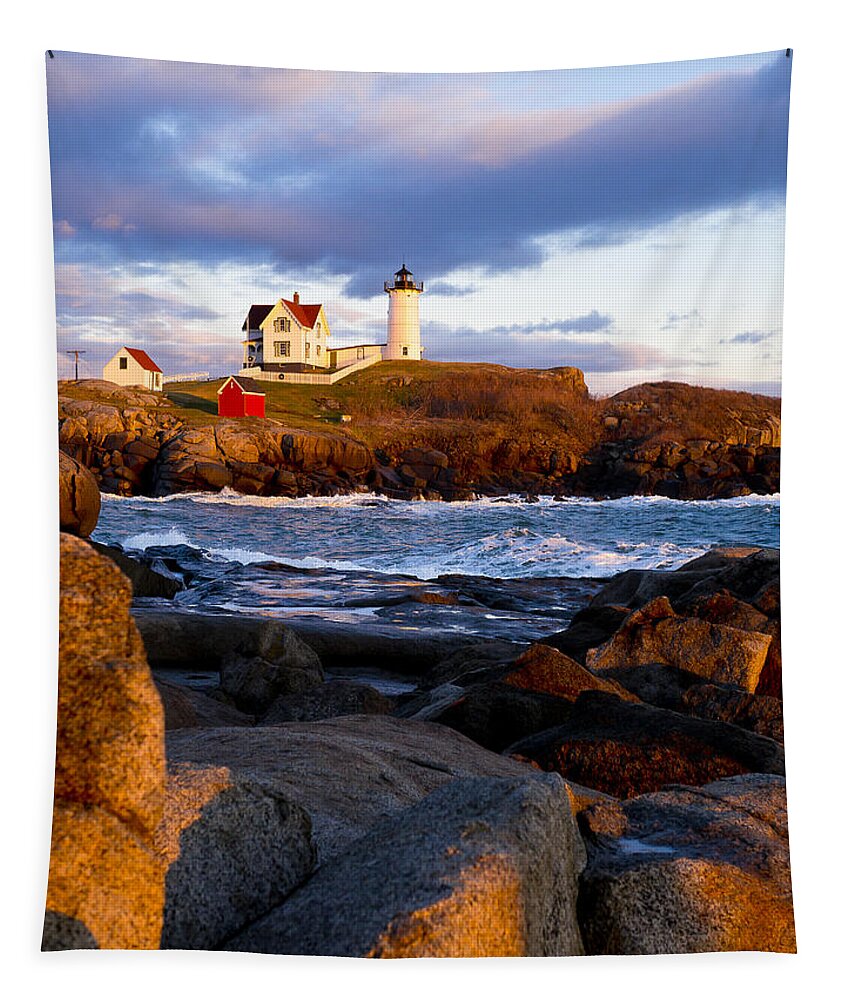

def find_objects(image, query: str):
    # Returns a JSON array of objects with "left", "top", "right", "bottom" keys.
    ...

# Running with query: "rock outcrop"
[
  {"left": 44, "top": 535, "right": 167, "bottom": 950},
  {"left": 58, "top": 450, "right": 101, "bottom": 537},
  {"left": 155, "top": 763, "right": 315, "bottom": 950},
  {"left": 262, "top": 680, "right": 393, "bottom": 724},
  {"left": 578, "top": 774, "right": 795, "bottom": 954},
  {"left": 155, "top": 678, "right": 254, "bottom": 730},
  {"left": 166, "top": 716, "right": 534, "bottom": 863},
  {"left": 226, "top": 775, "right": 586, "bottom": 957},
  {"left": 421, "top": 643, "right": 639, "bottom": 752},
  {"left": 586, "top": 596, "right": 771, "bottom": 693},
  {"left": 507, "top": 690, "right": 785, "bottom": 798},
  {"left": 58, "top": 377, "right": 780, "bottom": 501},
  {"left": 131, "top": 610, "right": 324, "bottom": 714}
]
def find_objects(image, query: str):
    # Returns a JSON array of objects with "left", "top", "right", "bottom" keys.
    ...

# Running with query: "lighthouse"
[{"left": 383, "top": 264, "right": 424, "bottom": 361}]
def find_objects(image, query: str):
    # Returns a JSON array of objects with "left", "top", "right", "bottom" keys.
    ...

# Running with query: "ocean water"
[
  {"left": 93, "top": 490, "right": 779, "bottom": 643},
  {"left": 95, "top": 489, "right": 779, "bottom": 580}
]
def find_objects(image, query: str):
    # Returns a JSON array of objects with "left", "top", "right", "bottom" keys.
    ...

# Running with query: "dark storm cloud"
[{"left": 47, "top": 51, "right": 791, "bottom": 297}]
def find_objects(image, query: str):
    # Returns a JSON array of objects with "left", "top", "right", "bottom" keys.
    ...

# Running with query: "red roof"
[
  {"left": 282, "top": 298, "right": 322, "bottom": 329},
  {"left": 220, "top": 375, "right": 265, "bottom": 394},
  {"left": 124, "top": 347, "right": 162, "bottom": 373},
  {"left": 244, "top": 299, "right": 322, "bottom": 332}
]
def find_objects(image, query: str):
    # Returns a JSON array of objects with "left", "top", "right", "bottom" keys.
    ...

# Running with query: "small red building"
[{"left": 217, "top": 375, "right": 266, "bottom": 418}]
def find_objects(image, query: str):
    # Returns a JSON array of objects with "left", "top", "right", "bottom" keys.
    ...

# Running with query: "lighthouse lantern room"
[{"left": 383, "top": 264, "right": 424, "bottom": 361}]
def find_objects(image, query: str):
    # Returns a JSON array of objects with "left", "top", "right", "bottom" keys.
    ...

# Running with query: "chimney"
[{"left": 293, "top": 292, "right": 300, "bottom": 304}]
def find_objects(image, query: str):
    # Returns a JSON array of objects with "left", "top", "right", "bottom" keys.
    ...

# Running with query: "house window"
[
  {"left": 119, "top": 357, "right": 128, "bottom": 370},
  {"left": 274, "top": 341, "right": 291, "bottom": 357},
  {"left": 402, "top": 347, "right": 409, "bottom": 357},
  {"left": 274, "top": 317, "right": 291, "bottom": 333},
  {"left": 316, "top": 344, "right": 322, "bottom": 354},
  {"left": 305, "top": 343, "right": 311, "bottom": 357}
]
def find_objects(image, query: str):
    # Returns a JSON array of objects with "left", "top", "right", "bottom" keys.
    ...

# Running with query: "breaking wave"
[{"left": 99, "top": 489, "right": 780, "bottom": 581}]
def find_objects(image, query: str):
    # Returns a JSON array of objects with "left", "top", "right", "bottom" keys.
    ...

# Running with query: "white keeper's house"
[
  {"left": 241, "top": 265, "right": 424, "bottom": 385},
  {"left": 103, "top": 346, "right": 163, "bottom": 391}
]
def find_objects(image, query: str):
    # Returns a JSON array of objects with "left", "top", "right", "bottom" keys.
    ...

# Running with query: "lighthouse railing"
[{"left": 384, "top": 280, "right": 424, "bottom": 292}]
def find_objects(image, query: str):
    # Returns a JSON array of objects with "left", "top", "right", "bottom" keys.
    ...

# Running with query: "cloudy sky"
[{"left": 47, "top": 49, "right": 790, "bottom": 395}]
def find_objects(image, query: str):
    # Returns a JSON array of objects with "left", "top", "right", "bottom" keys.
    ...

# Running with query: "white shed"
[{"left": 103, "top": 347, "right": 163, "bottom": 391}]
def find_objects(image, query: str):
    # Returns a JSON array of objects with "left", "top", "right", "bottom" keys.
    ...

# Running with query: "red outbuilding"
[{"left": 217, "top": 375, "right": 266, "bottom": 418}]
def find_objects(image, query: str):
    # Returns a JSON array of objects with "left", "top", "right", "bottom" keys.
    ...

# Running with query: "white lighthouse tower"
[{"left": 383, "top": 264, "right": 424, "bottom": 361}]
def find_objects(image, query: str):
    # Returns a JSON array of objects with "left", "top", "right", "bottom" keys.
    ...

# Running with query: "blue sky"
[{"left": 47, "top": 49, "right": 790, "bottom": 394}]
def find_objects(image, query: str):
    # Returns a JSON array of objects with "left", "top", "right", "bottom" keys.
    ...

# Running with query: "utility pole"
[{"left": 65, "top": 349, "right": 86, "bottom": 381}]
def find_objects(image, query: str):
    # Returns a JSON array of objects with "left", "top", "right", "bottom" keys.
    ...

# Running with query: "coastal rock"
[
  {"left": 682, "top": 684, "right": 785, "bottom": 743},
  {"left": 155, "top": 763, "right": 315, "bottom": 950},
  {"left": 131, "top": 610, "right": 324, "bottom": 713},
  {"left": 155, "top": 678, "right": 254, "bottom": 730},
  {"left": 432, "top": 683, "right": 576, "bottom": 753},
  {"left": 588, "top": 661, "right": 708, "bottom": 711},
  {"left": 42, "top": 911, "right": 98, "bottom": 951},
  {"left": 428, "top": 644, "right": 639, "bottom": 752},
  {"left": 262, "top": 680, "right": 393, "bottom": 724},
  {"left": 577, "top": 774, "right": 795, "bottom": 954},
  {"left": 586, "top": 597, "right": 771, "bottom": 693},
  {"left": 279, "top": 616, "right": 482, "bottom": 673},
  {"left": 58, "top": 450, "right": 101, "bottom": 536},
  {"left": 45, "top": 535, "right": 166, "bottom": 950},
  {"left": 54, "top": 535, "right": 165, "bottom": 833},
  {"left": 166, "top": 716, "right": 533, "bottom": 863},
  {"left": 226, "top": 775, "right": 586, "bottom": 957},
  {"left": 501, "top": 643, "right": 638, "bottom": 702},
  {"left": 89, "top": 541, "right": 182, "bottom": 598},
  {"left": 541, "top": 605, "right": 631, "bottom": 665},
  {"left": 46, "top": 801, "right": 165, "bottom": 951},
  {"left": 507, "top": 690, "right": 785, "bottom": 798}
]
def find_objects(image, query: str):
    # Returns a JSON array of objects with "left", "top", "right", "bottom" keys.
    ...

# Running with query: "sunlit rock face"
[
  {"left": 224, "top": 774, "right": 587, "bottom": 958},
  {"left": 44, "top": 535, "right": 167, "bottom": 950},
  {"left": 577, "top": 773, "right": 795, "bottom": 954},
  {"left": 58, "top": 451, "right": 101, "bottom": 537}
]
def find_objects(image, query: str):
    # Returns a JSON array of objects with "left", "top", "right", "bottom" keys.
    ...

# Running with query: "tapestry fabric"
[{"left": 45, "top": 49, "right": 792, "bottom": 956}]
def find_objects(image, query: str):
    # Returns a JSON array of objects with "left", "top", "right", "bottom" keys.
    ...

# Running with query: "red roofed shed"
[{"left": 217, "top": 376, "right": 266, "bottom": 418}]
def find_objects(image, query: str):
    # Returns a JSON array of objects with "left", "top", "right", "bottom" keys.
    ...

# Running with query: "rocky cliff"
[{"left": 58, "top": 371, "right": 780, "bottom": 501}]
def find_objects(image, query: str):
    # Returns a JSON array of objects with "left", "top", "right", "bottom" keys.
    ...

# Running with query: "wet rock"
[
  {"left": 155, "top": 763, "right": 315, "bottom": 950},
  {"left": 166, "top": 716, "right": 533, "bottom": 863},
  {"left": 586, "top": 597, "right": 771, "bottom": 693},
  {"left": 226, "top": 775, "right": 586, "bottom": 957},
  {"left": 59, "top": 451, "right": 101, "bottom": 536},
  {"left": 578, "top": 774, "right": 795, "bottom": 954},
  {"left": 507, "top": 690, "right": 784, "bottom": 798},
  {"left": 89, "top": 541, "right": 182, "bottom": 598}
]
